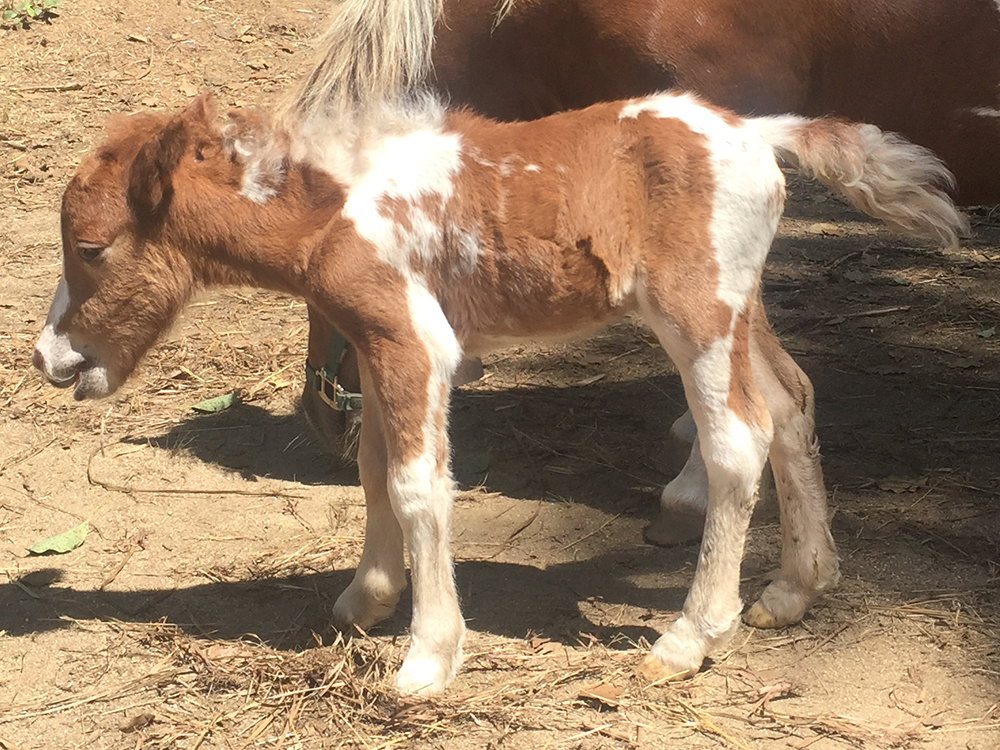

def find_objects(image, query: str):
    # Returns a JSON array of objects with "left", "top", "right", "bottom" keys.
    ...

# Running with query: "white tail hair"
[
  {"left": 281, "top": 0, "right": 444, "bottom": 123},
  {"left": 282, "top": 1, "right": 519, "bottom": 125},
  {"left": 749, "top": 115, "right": 970, "bottom": 247}
]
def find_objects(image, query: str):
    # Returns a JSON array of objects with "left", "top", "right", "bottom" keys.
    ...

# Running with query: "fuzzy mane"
[{"left": 222, "top": 111, "right": 290, "bottom": 204}]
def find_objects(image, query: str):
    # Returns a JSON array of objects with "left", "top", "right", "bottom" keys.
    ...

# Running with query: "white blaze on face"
[
  {"left": 34, "top": 275, "right": 84, "bottom": 385},
  {"left": 33, "top": 270, "right": 113, "bottom": 399}
]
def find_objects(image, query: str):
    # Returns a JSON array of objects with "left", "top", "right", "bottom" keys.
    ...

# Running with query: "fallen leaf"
[
  {"left": 948, "top": 357, "right": 982, "bottom": 370},
  {"left": 876, "top": 477, "right": 928, "bottom": 494},
  {"left": 126, "top": 34, "right": 148, "bottom": 43},
  {"left": 806, "top": 222, "right": 846, "bottom": 237},
  {"left": 976, "top": 326, "right": 996, "bottom": 339},
  {"left": 29, "top": 521, "right": 89, "bottom": 555},
  {"left": 119, "top": 713, "right": 154, "bottom": 733},
  {"left": 192, "top": 391, "right": 238, "bottom": 413},
  {"left": 578, "top": 680, "right": 623, "bottom": 708}
]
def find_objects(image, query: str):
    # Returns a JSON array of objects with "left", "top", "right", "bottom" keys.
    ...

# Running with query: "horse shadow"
[
  {"left": 0, "top": 544, "right": 707, "bottom": 650},
  {"left": 122, "top": 370, "right": 693, "bottom": 523}
]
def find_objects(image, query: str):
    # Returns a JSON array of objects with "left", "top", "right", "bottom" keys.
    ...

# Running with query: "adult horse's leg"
[
  {"left": 302, "top": 305, "right": 483, "bottom": 462},
  {"left": 302, "top": 305, "right": 362, "bottom": 458}
]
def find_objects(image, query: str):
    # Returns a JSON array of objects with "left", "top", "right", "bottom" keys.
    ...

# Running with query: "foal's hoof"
[
  {"left": 332, "top": 584, "right": 400, "bottom": 632},
  {"left": 744, "top": 578, "right": 813, "bottom": 629},
  {"left": 395, "top": 655, "right": 453, "bottom": 696},
  {"left": 644, "top": 506, "right": 705, "bottom": 547},
  {"left": 638, "top": 653, "right": 699, "bottom": 683},
  {"left": 640, "top": 636, "right": 704, "bottom": 683}
]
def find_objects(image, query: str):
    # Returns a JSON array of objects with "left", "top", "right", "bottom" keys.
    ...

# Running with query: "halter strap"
[{"left": 303, "top": 330, "right": 363, "bottom": 411}]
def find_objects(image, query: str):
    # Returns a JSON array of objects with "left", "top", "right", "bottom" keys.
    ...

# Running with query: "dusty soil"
[{"left": 1, "top": 1, "right": 999, "bottom": 748}]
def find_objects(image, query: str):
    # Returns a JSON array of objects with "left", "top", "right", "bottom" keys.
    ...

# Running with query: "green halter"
[{"left": 303, "top": 330, "right": 363, "bottom": 411}]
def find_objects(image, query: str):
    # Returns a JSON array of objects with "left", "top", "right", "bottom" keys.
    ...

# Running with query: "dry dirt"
[{"left": 1, "top": 1, "right": 1000, "bottom": 748}]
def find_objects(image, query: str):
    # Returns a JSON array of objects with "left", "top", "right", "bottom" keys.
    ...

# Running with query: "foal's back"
[{"left": 386, "top": 96, "right": 785, "bottom": 352}]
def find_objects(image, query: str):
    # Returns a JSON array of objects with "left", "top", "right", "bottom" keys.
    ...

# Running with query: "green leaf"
[
  {"left": 29, "top": 521, "right": 89, "bottom": 555},
  {"left": 25, "top": 5, "right": 38, "bottom": 16},
  {"left": 2, "top": 9, "right": 18, "bottom": 19},
  {"left": 192, "top": 391, "right": 239, "bottom": 413},
  {"left": 976, "top": 326, "right": 996, "bottom": 339}
]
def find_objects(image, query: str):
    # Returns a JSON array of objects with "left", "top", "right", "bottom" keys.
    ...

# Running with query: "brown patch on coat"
[{"left": 728, "top": 298, "right": 771, "bottom": 430}]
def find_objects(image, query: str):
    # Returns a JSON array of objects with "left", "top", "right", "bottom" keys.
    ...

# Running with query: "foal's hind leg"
[
  {"left": 743, "top": 298, "right": 840, "bottom": 628},
  {"left": 641, "top": 303, "right": 773, "bottom": 680},
  {"left": 644, "top": 425, "right": 710, "bottom": 546}
]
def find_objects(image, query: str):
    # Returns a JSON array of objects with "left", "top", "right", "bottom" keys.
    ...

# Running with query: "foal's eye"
[
  {"left": 77, "top": 241, "right": 106, "bottom": 264},
  {"left": 194, "top": 145, "right": 205, "bottom": 162}
]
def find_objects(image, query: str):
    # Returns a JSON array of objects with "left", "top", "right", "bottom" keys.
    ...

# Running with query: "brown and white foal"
[{"left": 33, "top": 92, "right": 966, "bottom": 693}]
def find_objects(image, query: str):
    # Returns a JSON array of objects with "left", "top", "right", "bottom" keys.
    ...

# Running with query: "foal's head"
[{"left": 32, "top": 94, "right": 288, "bottom": 399}]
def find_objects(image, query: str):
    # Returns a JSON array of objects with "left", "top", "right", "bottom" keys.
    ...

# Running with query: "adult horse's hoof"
[{"left": 300, "top": 382, "right": 361, "bottom": 461}]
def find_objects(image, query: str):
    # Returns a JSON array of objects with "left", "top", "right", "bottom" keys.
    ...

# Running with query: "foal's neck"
[{"left": 190, "top": 161, "right": 348, "bottom": 295}]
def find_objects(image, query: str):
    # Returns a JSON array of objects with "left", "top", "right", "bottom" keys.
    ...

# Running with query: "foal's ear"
[
  {"left": 181, "top": 91, "right": 215, "bottom": 127},
  {"left": 127, "top": 93, "right": 216, "bottom": 221},
  {"left": 128, "top": 115, "right": 189, "bottom": 221}
]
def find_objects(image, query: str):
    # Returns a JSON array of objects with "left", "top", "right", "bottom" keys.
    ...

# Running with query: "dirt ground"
[{"left": 2, "top": 1, "right": 999, "bottom": 748}]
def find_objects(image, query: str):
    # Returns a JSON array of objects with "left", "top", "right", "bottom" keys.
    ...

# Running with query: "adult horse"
[{"left": 301, "top": 0, "right": 1000, "bottom": 542}]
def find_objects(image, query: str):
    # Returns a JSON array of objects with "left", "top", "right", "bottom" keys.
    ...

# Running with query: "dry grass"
[{"left": 3, "top": 615, "right": 997, "bottom": 749}]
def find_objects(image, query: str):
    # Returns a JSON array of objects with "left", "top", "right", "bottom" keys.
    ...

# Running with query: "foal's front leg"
[
  {"left": 364, "top": 299, "right": 465, "bottom": 695},
  {"left": 331, "top": 361, "right": 407, "bottom": 630}
]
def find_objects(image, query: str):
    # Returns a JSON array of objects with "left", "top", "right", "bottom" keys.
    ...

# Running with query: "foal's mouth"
[{"left": 48, "top": 372, "right": 78, "bottom": 389}]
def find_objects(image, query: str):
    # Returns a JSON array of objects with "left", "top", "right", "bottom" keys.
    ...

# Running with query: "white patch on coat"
[
  {"left": 343, "top": 129, "right": 463, "bottom": 271},
  {"left": 446, "top": 223, "right": 482, "bottom": 277},
  {"left": 620, "top": 93, "right": 783, "bottom": 319}
]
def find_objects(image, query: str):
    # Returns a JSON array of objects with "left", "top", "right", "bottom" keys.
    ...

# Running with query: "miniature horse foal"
[{"left": 33, "top": 92, "right": 966, "bottom": 693}]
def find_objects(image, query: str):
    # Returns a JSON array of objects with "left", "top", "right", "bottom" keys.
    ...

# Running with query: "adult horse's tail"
[
  {"left": 749, "top": 116, "right": 970, "bottom": 247},
  {"left": 282, "top": 0, "right": 444, "bottom": 122}
]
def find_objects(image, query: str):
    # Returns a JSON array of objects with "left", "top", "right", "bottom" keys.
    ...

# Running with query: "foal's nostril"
[{"left": 31, "top": 348, "right": 45, "bottom": 371}]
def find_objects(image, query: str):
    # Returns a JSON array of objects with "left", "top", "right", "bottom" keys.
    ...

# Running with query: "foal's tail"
[{"left": 748, "top": 116, "right": 970, "bottom": 247}]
